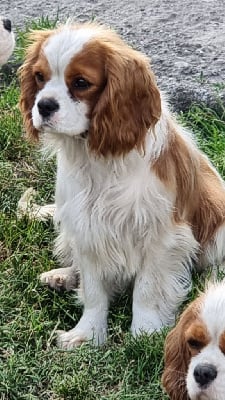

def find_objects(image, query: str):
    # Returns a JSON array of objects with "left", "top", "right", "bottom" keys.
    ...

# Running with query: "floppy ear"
[
  {"left": 88, "top": 43, "right": 161, "bottom": 156},
  {"left": 18, "top": 30, "right": 51, "bottom": 141},
  {"left": 161, "top": 303, "right": 198, "bottom": 400}
]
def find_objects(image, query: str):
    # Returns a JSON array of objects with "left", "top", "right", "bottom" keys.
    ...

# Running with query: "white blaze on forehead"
[
  {"left": 43, "top": 27, "right": 97, "bottom": 75},
  {"left": 200, "top": 281, "right": 225, "bottom": 339}
]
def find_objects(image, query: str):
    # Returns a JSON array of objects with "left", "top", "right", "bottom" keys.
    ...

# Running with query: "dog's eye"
[
  {"left": 187, "top": 338, "right": 203, "bottom": 350},
  {"left": 35, "top": 72, "right": 45, "bottom": 83},
  {"left": 73, "top": 77, "right": 91, "bottom": 90}
]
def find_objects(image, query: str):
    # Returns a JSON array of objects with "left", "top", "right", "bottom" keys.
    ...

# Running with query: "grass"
[{"left": 0, "top": 17, "right": 225, "bottom": 400}]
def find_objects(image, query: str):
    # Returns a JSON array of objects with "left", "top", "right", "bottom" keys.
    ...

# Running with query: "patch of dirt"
[{"left": 0, "top": 0, "right": 224, "bottom": 111}]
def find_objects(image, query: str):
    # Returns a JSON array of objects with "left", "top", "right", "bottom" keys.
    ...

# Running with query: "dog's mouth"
[
  {"left": 38, "top": 120, "right": 55, "bottom": 132},
  {"left": 194, "top": 393, "right": 214, "bottom": 400},
  {"left": 79, "top": 130, "right": 89, "bottom": 139},
  {"left": 39, "top": 122, "right": 89, "bottom": 140}
]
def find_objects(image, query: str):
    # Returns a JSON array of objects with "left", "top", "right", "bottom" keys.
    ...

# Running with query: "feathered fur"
[{"left": 18, "top": 22, "right": 225, "bottom": 349}]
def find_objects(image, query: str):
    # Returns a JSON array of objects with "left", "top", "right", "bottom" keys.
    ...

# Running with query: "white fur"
[
  {"left": 40, "top": 266, "right": 77, "bottom": 291},
  {"left": 187, "top": 282, "right": 225, "bottom": 400},
  {"left": 34, "top": 27, "right": 225, "bottom": 348},
  {"left": 202, "top": 223, "right": 225, "bottom": 267},
  {"left": 0, "top": 17, "right": 15, "bottom": 66},
  {"left": 44, "top": 27, "right": 98, "bottom": 73},
  {"left": 40, "top": 111, "right": 199, "bottom": 347}
]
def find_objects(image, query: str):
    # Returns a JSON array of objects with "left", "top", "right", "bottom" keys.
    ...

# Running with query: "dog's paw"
[
  {"left": 57, "top": 320, "right": 107, "bottom": 349},
  {"left": 40, "top": 267, "right": 78, "bottom": 291},
  {"left": 57, "top": 329, "right": 89, "bottom": 349}
]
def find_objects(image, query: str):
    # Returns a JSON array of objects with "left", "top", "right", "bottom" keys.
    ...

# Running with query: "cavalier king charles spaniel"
[
  {"left": 19, "top": 22, "right": 225, "bottom": 349},
  {"left": 162, "top": 281, "right": 225, "bottom": 400}
]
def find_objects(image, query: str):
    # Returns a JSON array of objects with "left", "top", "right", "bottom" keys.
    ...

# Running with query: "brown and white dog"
[
  {"left": 162, "top": 281, "right": 225, "bottom": 400},
  {"left": 19, "top": 22, "right": 225, "bottom": 349}
]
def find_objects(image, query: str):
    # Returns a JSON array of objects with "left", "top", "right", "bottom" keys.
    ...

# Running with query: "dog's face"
[
  {"left": 186, "top": 286, "right": 225, "bottom": 400},
  {"left": 31, "top": 28, "right": 107, "bottom": 138},
  {"left": 162, "top": 283, "right": 225, "bottom": 400},
  {"left": 186, "top": 340, "right": 225, "bottom": 400},
  {"left": 19, "top": 23, "right": 161, "bottom": 156},
  {"left": 0, "top": 17, "right": 15, "bottom": 66}
]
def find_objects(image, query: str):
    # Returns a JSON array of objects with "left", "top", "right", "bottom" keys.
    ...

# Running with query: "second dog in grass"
[
  {"left": 162, "top": 280, "right": 225, "bottom": 400},
  {"left": 0, "top": 17, "right": 15, "bottom": 66},
  {"left": 19, "top": 22, "right": 225, "bottom": 349}
]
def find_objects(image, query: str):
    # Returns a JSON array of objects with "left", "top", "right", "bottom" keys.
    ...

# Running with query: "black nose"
[
  {"left": 194, "top": 363, "right": 217, "bottom": 387},
  {"left": 3, "top": 19, "right": 12, "bottom": 32},
  {"left": 37, "top": 98, "right": 59, "bottom": 118}
]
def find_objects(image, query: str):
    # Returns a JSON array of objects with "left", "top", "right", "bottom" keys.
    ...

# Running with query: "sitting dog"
[
  {"left": 0, "top": 17, "right": 15, "bottom": 66},
  {"left": 19, "top": 22, "right": 225, "bottom": 349},
  {"left": 162, "top": 280, "right": 225, "bottom": 400}
]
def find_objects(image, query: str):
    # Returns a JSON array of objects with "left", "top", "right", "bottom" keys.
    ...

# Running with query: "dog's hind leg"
[{"left": 131, "top": 223, "right": 198, "bottom": 336}]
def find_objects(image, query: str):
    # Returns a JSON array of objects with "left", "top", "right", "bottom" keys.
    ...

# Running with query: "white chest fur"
[{"left": 52, "top": 136, "right": 174, "bottom": 280}]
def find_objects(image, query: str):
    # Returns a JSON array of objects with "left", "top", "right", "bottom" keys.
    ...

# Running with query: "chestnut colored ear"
[
  {"left": 18, "top": 30, "right": 51, "bottom": 141},
  {"left": 88, "top": 44, "right": 161, "bottom": 156},
  {"left": 161, "top": 303, "right": 199, "bottom": 400},
  {"left": 162, "top": 327, "right": 190, "bottom": 400}
]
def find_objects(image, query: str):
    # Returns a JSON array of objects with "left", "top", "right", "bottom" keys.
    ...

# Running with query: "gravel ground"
[{"left": 0, "top": 0, "right": 225, "bottom": 111}]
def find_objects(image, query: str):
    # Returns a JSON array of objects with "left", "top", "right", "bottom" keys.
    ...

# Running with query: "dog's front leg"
[{"left": 57, "top": 255, "right": 109, "bottom": 349}]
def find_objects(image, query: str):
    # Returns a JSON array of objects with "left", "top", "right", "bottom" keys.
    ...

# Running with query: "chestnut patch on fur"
[
  {"left": 219, "top": 331, "right": 225, "bottom": 355},
  {"left": 185, "top": 321, "right": 210, "bottom": 356},
  {"left": 19, "top": 30, "right": 52, "bottom": 140},
  {"left": 162, "top": 297, "right": 204, "bottom": 400},
  {"left": 152, "top": 121, "right": 225, "bottom": 246},
  {"left": 65, "top": 41, "right": 107, "bottom": 113},
  {"left": 32, "top": 53, "right": 51, "bottom": 90}
]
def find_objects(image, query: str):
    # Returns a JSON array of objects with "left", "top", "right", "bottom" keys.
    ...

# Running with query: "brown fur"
[
  {"left": 65, "top": 42, "right": 107, "bottom": 117},
  {"left": 87, "top": 39, "right": 161, "bottom": 156},
  {"left": 219, "top": 331, "right": 225, "bottom": 355},
  {"left": 152, "top": 120, "right": 225, "bottom": 247},
  {"left": 19, "top": 30, "right": 52, "bottom": 140},
  {"left": 162, "top": 297, "right": 205, "bottom": 400},
  {"left": 185, "top": 321, "right": 210, "bottom": 356}
]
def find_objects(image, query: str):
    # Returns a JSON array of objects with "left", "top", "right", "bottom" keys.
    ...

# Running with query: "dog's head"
[
  {"left": 0, "top": 17, "right": 15, "bottom": 66},
  {"left": 162, "top": 282, "right": 225, "bottom": 400},
  {"left": 19, "top": 23, "right": 161, "bottom": 156}
]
